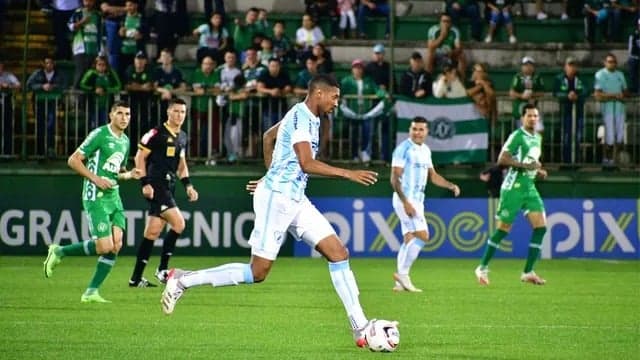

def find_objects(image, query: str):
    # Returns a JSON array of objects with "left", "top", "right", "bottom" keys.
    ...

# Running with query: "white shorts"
[
  {"left": 392, "top": 193, "right": 428, "bottom": 235},
  {"left": 248, "top": 182, "right": 336, "bottom": 260}
]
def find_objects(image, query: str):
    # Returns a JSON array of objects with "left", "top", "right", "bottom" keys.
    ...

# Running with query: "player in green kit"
[
  {"left": 43, "top": 101, "right": 142, "bottom": 303},
  {"left": 475, "top": 104, "right": 548, "bottom": 286}
]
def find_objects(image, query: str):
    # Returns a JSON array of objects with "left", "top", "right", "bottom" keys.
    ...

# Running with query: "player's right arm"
[
  {"left": 67, "top": 150, "right": 113, "bottom": 190},
  {"left": 137, "top": 128, "right": 159, "bottom": 199},
  {"left": 293, "top": 142, "right": 378, "bottom": 186},
  {"left": 498, "top": 146, "right": 540, "bottom": 171},
  {"left": 263, "top": 121, "right": 281, "bottom": 169},
  {"left": 390, "top": 166, "right": 416, "bottom": 217}
]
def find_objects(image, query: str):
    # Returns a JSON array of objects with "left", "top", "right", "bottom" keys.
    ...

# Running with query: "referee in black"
[{"left": 129, "top": 98, "right": 199, "bottom": 287}]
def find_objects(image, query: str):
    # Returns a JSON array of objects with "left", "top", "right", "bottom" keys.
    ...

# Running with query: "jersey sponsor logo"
[
  {"left": 430, "top": 117, "right": 455, "bottom": 140},
  {"left": 102, "top": 152, "right": 125, "bottom": 174},
  {"left": 166, "top": 146, "right": 175, "bottom": 157},
  {"left": 140, "top": 128, "right": 158, "bottom": 145}
]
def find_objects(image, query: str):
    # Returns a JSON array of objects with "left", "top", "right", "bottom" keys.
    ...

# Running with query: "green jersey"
[
  {"left": 500, "top": 127, "right": 542, "bottom": 191},
  {"left": 78, "top": 125, "right": 130, "bottom": 202},
  {"left": 190, "top": 69, "right": 218, "bottom": 112},
  {"left": 69, "top": 8, "right": 102, "bottom": 56},
  {"left": 121, "top": 13, "right": 142, "bottom": 55},
  {"left": 427, "top": 25, "right": 461, "bottom": 57},
  {"left": 510, "top": 72, "right": 544, "bottom": 119}
]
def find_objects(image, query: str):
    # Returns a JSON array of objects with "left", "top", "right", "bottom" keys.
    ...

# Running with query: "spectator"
[
  {"left": 193, "top": 12, "right": 229, "bottom": 65},
  {"left": 357, "top": 0, "right": 391, "bottom": 39},
  {"left": 79, "top": 55, "right": 122, "bottom": 129},
  {"left": 432, "top": 60, "right": 466, "bottom": 98},
  {"left": 484, "top": 0, "right": 517, "bottom": 44},
  {"left": 295, "top": 14, "right": 326, "bottom": 62},
  {"left": 629, "top": 19, "right": 640, "bottom": 94},
  {"left": 445, "top": 0, "right": 482, "bottom": 41},
  {"left": 610, "top": 0, "right": 638, "bottom": 42},
  {"left": 294, "top": 55, "right": 320, "bottom": 96},
  {"left": 26, "top": 57, "right": 67, "bottom": 158},
  {"left": 338, "top": 0, "right": 357, "bottom": 38},
  {"left": 466, "top": 63, "right": 496, "bottom": 120},
  {"left": 100, "top": 1, "right": 127, "bottom": 74},
  {"left": 153, "top": 48, "right": 187, "bottom": 118},
  {"left": 399, "top": 51, "right": 433, "bottom": 98},
  {"left": 51, "top": 0, "right": 81, "bottom": 60},
  {"left": 123, "top": 51, "right": 155, "bottom": 152},
  {"left": 256, "top": 8, "right": 271, "bottom": 35},
  {"left": 204, "top": 0, "right": 225, "bottom": 22},
  {"left": 151, "top": 0, "right": 187, "bottom": 57},
  {"left": 258, "top": 37, "right": 275, "bottom": 67},
  {"left": 584, "top": 0, "right": 611, "bottom": 43},
  {"left": 68, "top": 0, "right": 102, "bottom": 88},
  {"left": 312, "top": 43, "right": 334, "bottom": 74},
  {"left": 190, "top": 55, "right": 219, "bottom": 158},
  {"left": 427, "top": 13, "right": 467, "bottom": 79},
  {"left": 233, "top": 8, "right": 260, "bottom": 56},
  {"left": 365, "top": 43, "right": 394, "bottom": 91},
  {"left": 118, "top": 0, "right": 147, "bottom": 79},
  {"left": 214, "top": 51, "right": 243, "bottom": 163},
  {"left": 0, "top": 60, "right": 20, "bottom": 156},
  {"left": 256, "top": 57, "right": 292, "bottom": 132},
  {"left": 535, "top": 0, "right": 549, "bottom": 20},
  {"left": 594, "top": 53, "right": 628, "bottom": 166},
  {"left": 553, "top": 57, "right": 589, "bottom": 164},
  {"left": 240, "top": 48, "right": 267, "bottom": 158},
  {"left": 509, "top": 56, "right": 544, "bottom": 133},
  {"left": 305, "top": 0, "right": 339, "bottom": 39},
  {"left": 272, "top": 21, "right": 294, "bottom": 64},
  {"left": 340, "top": 59, "right": 387, "bottom": 163},
  {"left": 479, "top": 165, "right": 505, "bottom": 198}
]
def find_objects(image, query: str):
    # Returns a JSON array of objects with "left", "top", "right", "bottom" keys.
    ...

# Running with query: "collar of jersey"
[
  {"left": 163, "top": 122, "right": 178, "bottom": 137},
  {"left": 106, "top": 123, "right": 123, "bottom": 138},
  {"left": 299, "top": 102, "right": 319, "bottom": 121},
  {"left": 519, "top": 127, "right": 536, "bottom": 137}
]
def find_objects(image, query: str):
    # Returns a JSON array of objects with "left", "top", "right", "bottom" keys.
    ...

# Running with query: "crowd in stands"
[{"left": 0, "top": 0, "right": 638, "bottom": 166}]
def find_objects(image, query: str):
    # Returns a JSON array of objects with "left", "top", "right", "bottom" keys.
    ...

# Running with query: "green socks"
[
  {"left": 524, "top": 227, "right": 547, "bottom": 273},
  {"left": 57, "top": 240, "right": 97, "bottom": 257},
  {"left": 479, "top": 229, "right": 508, "bottom": 267},
  {"left": 87, "top": 253, "right": 117, "bottom": 291}
]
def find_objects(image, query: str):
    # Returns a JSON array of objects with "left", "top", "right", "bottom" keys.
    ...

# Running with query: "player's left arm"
[
  {"left": 263, "top": 121, "right": 280, "bottom": 169},
  {"left": 177, "top": 154, "right": 198, "bottom": 202},
  {"left": 428, "top": 168, "right": 460, "bottom": 196},
  {"left": 536, "top": 168, "right": 548, "bottom": 180},
  {"left": 118, "top": 166, "right": 142, "bottom": 180}
]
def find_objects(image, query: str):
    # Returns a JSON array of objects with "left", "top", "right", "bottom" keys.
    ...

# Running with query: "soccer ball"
[{"left": 365, "top": 320, "right": 400, "bottom": 352}]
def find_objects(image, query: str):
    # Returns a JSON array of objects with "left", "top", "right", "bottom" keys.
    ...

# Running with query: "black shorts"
[{"left": 147, "top": 180, "right": 177, "bottom": 217}]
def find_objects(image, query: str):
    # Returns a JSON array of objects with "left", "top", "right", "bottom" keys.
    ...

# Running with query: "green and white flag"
[{"left": 394, "top": 96, "right": 488, "bottom": 164}]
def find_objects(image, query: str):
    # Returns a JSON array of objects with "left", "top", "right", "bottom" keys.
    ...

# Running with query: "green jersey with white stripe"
[
  {"left": 500, "top": 127, "right": 542, "bottom": 191},
  {"left": 78, "top": 125, "right": 130, "bottom": 201}
]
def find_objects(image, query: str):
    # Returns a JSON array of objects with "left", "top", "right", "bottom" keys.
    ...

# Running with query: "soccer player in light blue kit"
[
  {"left": 390, "top": 116, "right": 460, "bottom": 292},
  {"left": 161, "top": 74, "right": 393, "bottom": 348}
]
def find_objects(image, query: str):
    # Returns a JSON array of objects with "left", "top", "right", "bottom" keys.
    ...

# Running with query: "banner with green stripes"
[{"left": 394, "top": 96, "right": 488, "bottom": 164}]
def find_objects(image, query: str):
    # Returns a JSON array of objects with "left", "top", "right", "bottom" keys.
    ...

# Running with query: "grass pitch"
[{"left": 0, "top": 256, "right": 638, "bottom": 359}]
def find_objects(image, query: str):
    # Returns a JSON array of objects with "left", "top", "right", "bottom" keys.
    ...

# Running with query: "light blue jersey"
[
  {"left": 391, "top": 138, "right": 433, "bottom": 203},
  {"left": 264, "top": 102, "right": 320, "bottom": 201},
  {"left": 594, "top": 68, "right": 627, "bottom": 115}
]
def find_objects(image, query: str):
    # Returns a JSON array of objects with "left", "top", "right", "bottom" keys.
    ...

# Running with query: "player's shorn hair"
[
  {"left": 168, "top": 98, "right": 187, "bottom": 108},
  {"left": 412, "top": 116, "right": 428, "bottom": 124},
  {"left": 308, "top": 74, "right": 339, "bottom": 92},
  {"left": 521, "top": 103, "right": 538, "bottom": 117},
  {"left": 110, "top": 100, "right": 130, "bottom": 112}
]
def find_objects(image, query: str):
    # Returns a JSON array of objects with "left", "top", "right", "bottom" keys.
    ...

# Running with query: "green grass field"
[{"left": 1, "top": 257, "right": 638, "bottom": 359}]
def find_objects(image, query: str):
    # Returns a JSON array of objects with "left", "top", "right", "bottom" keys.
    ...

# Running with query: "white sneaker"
[
  {"left": 484, "top": 35, "right": 492, "bottom": 43},
  {"left": 536, "top": 12, "right": 548, "bottom": 20},
  {"left": 475, "top": 265, "right": 490, "bottom": 285},
  {"left": 393, "top": 273, "right": 423, "bottom": 292},
  {"left": 392, "top": 281, "right": 404, "bottom": 292},
  {"left": 161, "top": 268, "right": 186, "bottom": 315},
  {"left": 520, "top": 271, "right": 546, "bottom": 285},
  {"left": 155, "top": 268, "right": 169, "bottom": 284},
  {"left": 509, "top": 35, "right": 517, "bottom": 44},
  {"left": 560, "top": 13, "right": 569, "bottom": 20},
  {"left": 360, "top": 150, "right": 371, "bottom": 163}
]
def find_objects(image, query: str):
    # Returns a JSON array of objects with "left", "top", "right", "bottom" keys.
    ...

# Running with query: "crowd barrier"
[{"left": 0, "top": 90, "right": 638, "bottom": 165}]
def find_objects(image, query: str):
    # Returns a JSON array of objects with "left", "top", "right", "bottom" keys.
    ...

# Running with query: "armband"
[{"left": 180, "top": 177, "right": 192, "bottom": 188}]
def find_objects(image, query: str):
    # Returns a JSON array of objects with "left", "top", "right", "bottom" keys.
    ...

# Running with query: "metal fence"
[{"left": 1, "top": 90, "right": 638, "bottom": 166}]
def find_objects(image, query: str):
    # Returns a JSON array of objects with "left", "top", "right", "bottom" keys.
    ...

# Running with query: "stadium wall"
[{"left": 0, "top": 174, "right": 638, "bottom": 258}]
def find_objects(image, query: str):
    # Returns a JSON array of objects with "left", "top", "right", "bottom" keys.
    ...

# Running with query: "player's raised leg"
[{"left": 521, "top": 210, "right": 547, "bottom": 285}]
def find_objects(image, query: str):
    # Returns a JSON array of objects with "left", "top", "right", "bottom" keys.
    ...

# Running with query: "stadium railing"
[{"left": 1, "top": 90, "right": 638, "bottom": 167}]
